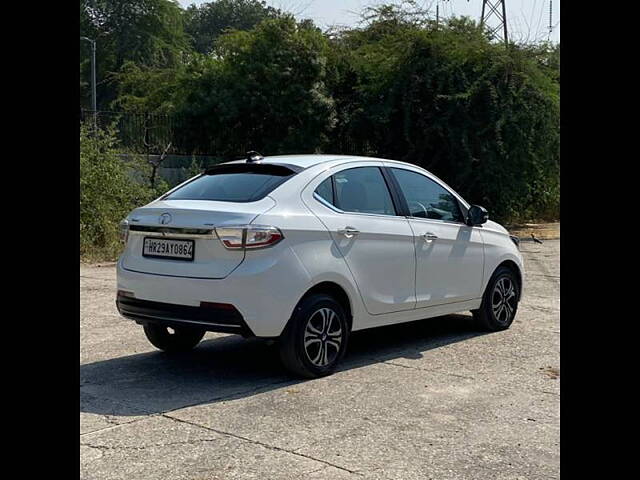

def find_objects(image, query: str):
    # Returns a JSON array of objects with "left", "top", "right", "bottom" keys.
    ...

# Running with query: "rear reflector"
[
  {"left": 117, "top": 290, "right": 135, "bottom": 298},
  {"left": 200, "top": 301, "right": 237, "bottom": 311}
]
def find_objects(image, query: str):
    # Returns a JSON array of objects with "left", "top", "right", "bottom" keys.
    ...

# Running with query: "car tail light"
[
  {"left": 214, "top": 226, "right": 244, "bottom": 249},
  {"left": 215, "top": 225, "right": 283, "bottom": 250}
]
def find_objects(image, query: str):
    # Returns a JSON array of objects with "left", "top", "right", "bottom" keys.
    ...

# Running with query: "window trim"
[
  {"left": 313, "top": 176, "right": 335, "bottom": 206},
  {"left": 309, "top": 162, "right": 471, "bottom": 225},
  {"left": 381, "top": 167, "right": 410, "bottom": 217},
  {"left": 385, "top": 166, "right": 468, "bottom": 225}
]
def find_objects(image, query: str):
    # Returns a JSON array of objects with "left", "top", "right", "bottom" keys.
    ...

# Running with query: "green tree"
[
  {"left": 326, "top": 10, "right": 559, "bottom": 222},
  {"left": 120, "top": 17, "right": 335, "bottom": 155},
  {"left": 112, "top": 61, "right": 185, "bottom": 113},
  {"left": 184, "top": 0, "right": 283, "bottom": 54},
  {"left": 80, "top": 0, "right": 190, "bottom": 110}
]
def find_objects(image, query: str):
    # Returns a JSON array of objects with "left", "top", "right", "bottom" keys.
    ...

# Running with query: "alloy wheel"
[
  {"left": 491, "top": 277, "right": 517, "bottom": 325},
  {"left": 303, "top": 307, "right": 343, "bottom": 367}
]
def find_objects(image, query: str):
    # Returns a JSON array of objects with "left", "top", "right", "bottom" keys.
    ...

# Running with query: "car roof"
[
  {"left": 224, "top": 154, "right": 387, "bottom": 169},
  {"left": 212, "top": 154, "right": 470, "bottom": 209}
]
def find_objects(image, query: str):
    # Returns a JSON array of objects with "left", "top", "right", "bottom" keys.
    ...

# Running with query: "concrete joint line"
[
  {"left": 82, "top": 437, "right": 220, "bottom": 452},
  {"left": 382, "top": 360, "right": 475, "bottom": 380},
  {"left": 161, "top": 413, "right": 364, "bottom": 476}
]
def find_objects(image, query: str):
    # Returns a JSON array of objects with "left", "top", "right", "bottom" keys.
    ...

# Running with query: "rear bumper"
[
  {"left": 116, "top": 245, "right": 313, "bottom": 337},
  {"left": 116, "top": 293, "right": 255, "bottom": 337}
]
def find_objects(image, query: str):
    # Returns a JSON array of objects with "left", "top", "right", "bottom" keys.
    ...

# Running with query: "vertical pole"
[
  {"left": 480, "top": 0, "right": 486, "bottom": 28},
  {"left": 501, "top": 0, "right": 508, "bottom": 45},
  {"left": 549, "top": 1, "right": 553, "bottom": 40},
  {"left": 436, "top": 0, "right": 439, "bottom": 28},
  {"left": 81, "top": 37, "right": 98, "bottom": 129},
  {"left": 90, "top": 40, "right": 97, "bottom": 112},
  {"left": 91, "top": 39, "right": 97, "bottom": 129}
]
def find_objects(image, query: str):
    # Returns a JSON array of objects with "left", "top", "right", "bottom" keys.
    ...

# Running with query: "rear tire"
[
  {"left": 143, "top": 324, "right": 205, "bottom": 353},
  {"left": 472, "top": 266, "right": 520, "bottom": 331},
  {"left": 279, "top": 294, "right": 350, "bottom": 378}
]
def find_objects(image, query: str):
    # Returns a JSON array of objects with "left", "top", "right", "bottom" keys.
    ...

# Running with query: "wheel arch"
[
  {"left": 296, "top": 281, "right": 353, "bottom": 331},
  {"left": 494, "top": 259, "right": 523, "bottom": 300}
]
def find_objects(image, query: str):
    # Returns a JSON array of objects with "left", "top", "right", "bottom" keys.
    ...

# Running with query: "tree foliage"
[
  {"left": 80, "top": 0, "right": 189, "bottom": 109},
  {"left": 118, "top": 17, "right": 335, "bottom": 155},
  {"left": 184, "top": 0, "right": 283, "bottom": 54},
  {"left": 325, "top": 14, "right": 559, "bottom": 220}
]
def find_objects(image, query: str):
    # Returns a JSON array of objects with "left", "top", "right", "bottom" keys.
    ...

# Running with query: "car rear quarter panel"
[{"left": 253, "top": 191, "right": 366, "bottom": 330}]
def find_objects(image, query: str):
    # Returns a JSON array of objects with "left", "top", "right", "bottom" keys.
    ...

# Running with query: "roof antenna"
[{"left": 246, "top": 151, "right": 264, "bottom": 163}]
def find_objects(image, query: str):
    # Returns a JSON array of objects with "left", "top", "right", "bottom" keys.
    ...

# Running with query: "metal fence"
[
  {"left": 80, "top": 109, "right": 262, "bottom": 156},
  {"left": 81, "top": 109, "right": 185, "bottom": 154},
  {"left": 80, "top": 109, "right": 377, "bottom": 158}
]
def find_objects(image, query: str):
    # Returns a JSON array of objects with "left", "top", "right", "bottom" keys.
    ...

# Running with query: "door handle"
[
  {"left": 422, "top": 232, "right": 438, "bottom": 242},
  {"left": 337, "top": 227, "right": 360, "bottom": 238}
]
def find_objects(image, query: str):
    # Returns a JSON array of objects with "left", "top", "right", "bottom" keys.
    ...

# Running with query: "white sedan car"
[{"left": 117, "top": 153, "right": 524, "bottom": 378}]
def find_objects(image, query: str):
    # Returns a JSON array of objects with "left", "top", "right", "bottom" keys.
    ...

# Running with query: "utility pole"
[
  {"left": 80, "top": 36, "right": 97, "bottom": 128},
  {"left": 480, "top": 0, "right": 508, "bottom": 45},
  {"left": 548, "top": 1, "right": 553, "bottom": 41}
]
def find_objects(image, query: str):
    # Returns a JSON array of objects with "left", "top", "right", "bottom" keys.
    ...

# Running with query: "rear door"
[
  {"left": 387, "top": 166, "right": 484, "bottom": 308},
  {"left": 305, "top": 163, "right": 416, "bottom": 315}
]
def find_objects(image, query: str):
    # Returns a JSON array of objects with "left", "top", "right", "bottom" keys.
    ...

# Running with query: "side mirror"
[{"left": 466, "top": 205, "right": 488, "bottom": 226}]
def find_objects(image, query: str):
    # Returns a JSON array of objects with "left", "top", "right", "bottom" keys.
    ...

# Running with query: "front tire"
[
  {"left": 279, "top": 294, "right": 350, "bottom": 378},
  {"left": 472, "top": 266, "right": 520, "bottom": 331},
  {"left": 143, "top": 324, "right": 205, "bottom": 353}
]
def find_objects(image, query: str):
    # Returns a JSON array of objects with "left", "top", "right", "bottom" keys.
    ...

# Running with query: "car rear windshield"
[{"left": 163, "top": 164, "right": 298, "bottom": 202}]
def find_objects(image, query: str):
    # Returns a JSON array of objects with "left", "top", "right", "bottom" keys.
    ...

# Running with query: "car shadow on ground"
[{"left": 80, "top": 313, "right": 488, "bottom": 418}]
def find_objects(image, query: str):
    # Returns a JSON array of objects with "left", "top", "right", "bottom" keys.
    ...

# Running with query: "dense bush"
[
  {"left": 326, "top": 15, "right": 559, "bottom": 221},
  {"left": 80, "top": 122, "right": 158, "bottom": 260}
]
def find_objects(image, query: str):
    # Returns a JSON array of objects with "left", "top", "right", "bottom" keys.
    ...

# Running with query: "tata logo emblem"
[{"left": 159, "top": 213, "right": 172, "bottom": 225}]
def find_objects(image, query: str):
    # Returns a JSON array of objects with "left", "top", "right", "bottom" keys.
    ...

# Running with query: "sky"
[{"left": 178, "top": 0, "right": 560, "bottom": 44}]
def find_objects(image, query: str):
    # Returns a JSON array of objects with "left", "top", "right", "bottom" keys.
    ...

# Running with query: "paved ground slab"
[{"left": 80, "top": 239, "right": 559, "bottom": 479}]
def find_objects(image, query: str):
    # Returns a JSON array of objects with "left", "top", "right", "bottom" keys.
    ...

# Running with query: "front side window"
[
  {"left": 391, "top": 168, "right": 463, "bottom": 222},
  {"left": 333, "top": 167, "right": 396, "bottom": 216}
]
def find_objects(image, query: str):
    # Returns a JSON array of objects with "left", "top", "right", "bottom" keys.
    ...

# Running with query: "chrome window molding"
[
  {"left": 404, "top": 216, "right": 473, "bottom": 227},
  {"left": 312, "top": 192, "right": 403, "bottom": 220}
]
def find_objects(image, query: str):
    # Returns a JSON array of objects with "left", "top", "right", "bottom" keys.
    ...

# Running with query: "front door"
[{"left": 388, "top": 167, "right": 484, "bottom": 308}]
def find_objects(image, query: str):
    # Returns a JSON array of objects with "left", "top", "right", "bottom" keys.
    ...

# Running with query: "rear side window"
[
  {"left": 333, "top": 167, "right": 396, "bottom": 216},
  {"left": 164, "top": 164, "right": 295, "bottom": 202},
  {"left": 314, "top": 177, "right": 334, "bottom": 205}
]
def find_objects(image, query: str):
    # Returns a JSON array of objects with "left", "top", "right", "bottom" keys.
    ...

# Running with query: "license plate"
[{"left": 142, "top": 237, "right": 195, "bottom": 261}]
